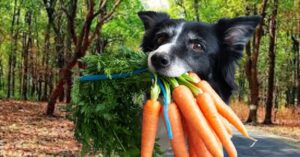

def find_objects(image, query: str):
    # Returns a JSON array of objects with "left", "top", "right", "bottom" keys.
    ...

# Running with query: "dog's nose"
[{"left": 151, "top": 54, "right": 170, "bottom": 68}]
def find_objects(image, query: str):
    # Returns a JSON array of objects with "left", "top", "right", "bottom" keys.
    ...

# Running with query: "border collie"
[{"left": 138, "top": 11, "right": 261, "bottom": 103}]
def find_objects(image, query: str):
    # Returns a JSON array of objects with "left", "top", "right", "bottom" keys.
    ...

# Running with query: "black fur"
[{"left": 138, "top": 11, "right": 261, "bottom": 103}]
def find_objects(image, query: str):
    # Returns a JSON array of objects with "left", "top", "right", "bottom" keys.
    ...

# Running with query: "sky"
[{"left": 141, "top": 0, "right": 170, "bottom": 11}]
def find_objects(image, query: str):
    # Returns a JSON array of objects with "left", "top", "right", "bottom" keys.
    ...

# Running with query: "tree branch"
[
  {"left": 89, "top": 0, "right": 121, "bottom": 44},
  {"left": 65, "top": 0, "right": 78, "bottom": 44},
  {"left": 43, "top": 0, "right": 60, "bottom": 35},
  {"left": 92, "top": 0, "right": 107, "bottom": 18}
]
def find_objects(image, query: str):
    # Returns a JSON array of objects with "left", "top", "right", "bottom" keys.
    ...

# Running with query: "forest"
[{"left": 0, "top": 0, "right": 299, "bottom": 156}]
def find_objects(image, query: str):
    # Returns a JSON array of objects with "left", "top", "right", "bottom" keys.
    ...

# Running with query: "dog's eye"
[
  {"left": 190, "top": 39, "right": 205, "bottom": 52},
  {"left": 157, "top": 36, "right": 166, "bottom": 45},
  {"left": 156, "top": 33, "right": 168, "bottom": 45},
  {"left": 191, "top": 42, "right": 203, "bottom": 53},
  {"left": 192, "top": 43, "right": 202, "bottom": 50}
]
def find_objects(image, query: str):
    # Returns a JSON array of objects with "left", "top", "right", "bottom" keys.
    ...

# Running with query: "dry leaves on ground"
[
  {"left": 0, "top": 100, "right": 81, "bottom": 157},
  {"left": 231, "top": 100, "right": 300, "bottom": 142}
]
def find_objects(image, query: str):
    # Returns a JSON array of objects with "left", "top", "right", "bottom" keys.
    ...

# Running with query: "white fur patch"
[
  {"left": 159, "top": 58, "right": 191, "bottom": 77},
  {"left": 171, "top": 23, "right": 184, "bottom": 43},
  {"left": 148, "top": 23, "right": 187, "bottom": 76},
  {"left": 148, "top": 43, "right": 174, "bottom": 72}
]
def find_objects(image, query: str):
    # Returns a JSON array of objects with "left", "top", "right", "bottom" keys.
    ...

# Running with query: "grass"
[{"left": 231, "top": 100, "right": 300, "bottom": 141}]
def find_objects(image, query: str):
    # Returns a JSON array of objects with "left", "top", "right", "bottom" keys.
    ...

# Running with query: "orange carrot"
[
  {"left": 172, "top": 85, "right": 223, "bottom": 157},
  {"left": 197, "top": 93, "right": 237, "bottom": 157},
  {"left": 189, "top": 146, "right": 198, "bottom": 157},
  {"left": 141, "top": 100, "right": 161, "bottom": 157},
  {"left": 220, "top": 116, "right": 233, "bottom": 137},
  {"left": 164, "top": 102, "right": 189, "bottom": 157},
  {"left": 187, "top": 123, "right": 213, "bottom": 157},
  {"left": 188, "top": 134, "right": 200, "bottom": 157},
  {"left": 196, "top": 80, "right": 251, "bottom": 139}
]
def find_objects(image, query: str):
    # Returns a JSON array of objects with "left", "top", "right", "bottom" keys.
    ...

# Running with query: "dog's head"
[{"left": 138, "top": 11, "right": 260, "bottom": 100}]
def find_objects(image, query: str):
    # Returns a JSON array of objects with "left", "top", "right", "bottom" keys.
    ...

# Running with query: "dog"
[
  {"left": 138, "top": 11, "right": 261, "bottom": 154},
  {"left": 138, "top": 11, "right": 261, "bottom": 103}
]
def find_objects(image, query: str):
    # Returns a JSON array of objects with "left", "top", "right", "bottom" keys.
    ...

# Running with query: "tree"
[
  {"left": 7, "top": 0, "right": 23, "bottom": 98},
  {"left": 292, "top": 36, "right": 300, "bottom": 105},
  {"left": 245, "top": 0, "right": 269, "bottom": 124},
  {"left": 45, "top": 0, "right": 121, "bottom": 115},
  {"left": 264, "top": 0, "right": 278, "bottom": 124}
]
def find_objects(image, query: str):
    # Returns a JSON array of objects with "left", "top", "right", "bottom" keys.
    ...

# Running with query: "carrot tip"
[
  {"left": 249, "top": 138, "right": 258, "bottom": 148},
  {"left": 248, "top": 136, "right": 257, "bottom": 142}
]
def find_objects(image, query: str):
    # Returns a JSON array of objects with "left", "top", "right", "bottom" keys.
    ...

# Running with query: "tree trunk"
[
  {"left": 65, "top": 70, "right": 72, "bottom": 103},
  {"left": 0, "top": 59, "right": 3, "bottom": 90},
  {"left": 22, "top": 11, "right": 33, "bottom": 100},
  {"left": 246, "top": 0, "right": 269, "bottom": 124},
  {"left": 65, "top": 19, "right": 73, "bottom": 103},
  {"left": 7, "top": 55, "right": 12, "bottom": 98},
  {"left": 291, "top": 36, "right": 299, "bottom": 105},
  {"left": 264, "top": 0, "right": 278, "bottom": 124},
  {"left": 11, "top": 56, "right": 16, "bottom": 97},
  {"left": 41, "top": 21, "right": 51, "bottom": 101},
  {"left": 45, "top": 0, "right": 121, "bottom": 115},
  {"left": 56, "top": 35, "right": 65, "bottom": 102},
  {"left": 7, "top": 0, "right": 19, "bottom": 98},
  {"left": 46, "top": 60, "right": 77, "bottom": 115},
  {"left": 297, "top": 46, "right": 299, "bottom": 106},
  {"left": 193, "top": 0, "right": 200, "bottom": 21},
  {"left": 22, "top": 32, "right": 29, "bottom": 100}
]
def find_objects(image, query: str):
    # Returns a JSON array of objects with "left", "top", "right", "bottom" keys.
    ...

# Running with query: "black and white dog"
[{"left": 138, "top": 11, "right": 261, "bottom": 103}]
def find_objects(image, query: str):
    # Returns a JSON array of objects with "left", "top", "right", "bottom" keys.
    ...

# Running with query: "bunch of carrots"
[{"left": 141, "top": 72, "right": 256, "bottom": 157}]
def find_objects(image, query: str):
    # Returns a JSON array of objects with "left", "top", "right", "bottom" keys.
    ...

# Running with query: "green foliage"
[
  {"left": 168, "top": 0, "right": 247, "bottom": 22},
  {"left": 71, "top": 48, "right": 152, "bottom": 156},
  {"left": 101, "top": 0, "right": 144, "bottom": 51}
]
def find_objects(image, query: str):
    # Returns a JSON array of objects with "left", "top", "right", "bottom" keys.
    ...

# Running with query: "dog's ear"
[
  {"left": 216, "top": 16, "right": 261, "bottom": 91},
  {"left": 138, "top": 11, "right": 169, "bottom": 30},
  {"left": 217, "top": 16, "right": 261, "bottom": 52}
]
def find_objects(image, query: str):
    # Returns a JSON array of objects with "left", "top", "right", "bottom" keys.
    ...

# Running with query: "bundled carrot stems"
[{"left": 141, "top": 72, "right": 257, "bottom": 157}]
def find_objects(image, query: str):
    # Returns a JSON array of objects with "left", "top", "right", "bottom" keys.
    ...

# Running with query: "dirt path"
[{"left": 0, "top": 100, "right": 81, "bottom": 156}]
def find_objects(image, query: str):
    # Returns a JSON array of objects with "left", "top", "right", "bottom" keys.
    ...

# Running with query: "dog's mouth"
[
  {"left": 156, "top": 69, "right": 188, "bottom": 77},
  {"left": 148, "top": 60, "right": 191, "bottom": 77},
  {"left": 147, "top": 47, "right": 192, "bottom": 77}
]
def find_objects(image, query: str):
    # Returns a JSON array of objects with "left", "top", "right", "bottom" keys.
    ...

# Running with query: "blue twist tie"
[
  {"left": 79, "top": 68, "right": 148, "bottom": 81},
  {"left": 157, "top": 78, "right": 173, "bottom": 139}
]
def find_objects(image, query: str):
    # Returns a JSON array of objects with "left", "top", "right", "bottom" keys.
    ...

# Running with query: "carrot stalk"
[
  {"left": 172, "top": 85, "right": 223, "bottom": 157},
  {"left": 187, "top": 72, "right": 201, "bottom": 83},
  {"left": 163, "top": 103, "right": 189, "bottom": 157},
  {"left": 181, "top": 73, "right": 200, "bottom": 83},
  {"left": 177, "top": 76, "right": 202, "bottom": 95},
  {"left": 196, "top": 93, "right": 237, "bottom": 157}
]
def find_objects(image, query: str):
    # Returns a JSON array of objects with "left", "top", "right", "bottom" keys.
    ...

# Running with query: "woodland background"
[
  {"left": 0, "top": 0, "right": 299, "bottom": 123},
  {"left": 0, "top": 0, "right": 299, "bottom": 155},
  {"left": 0, "top": 0, "right": 300, "bottom": 156}
]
